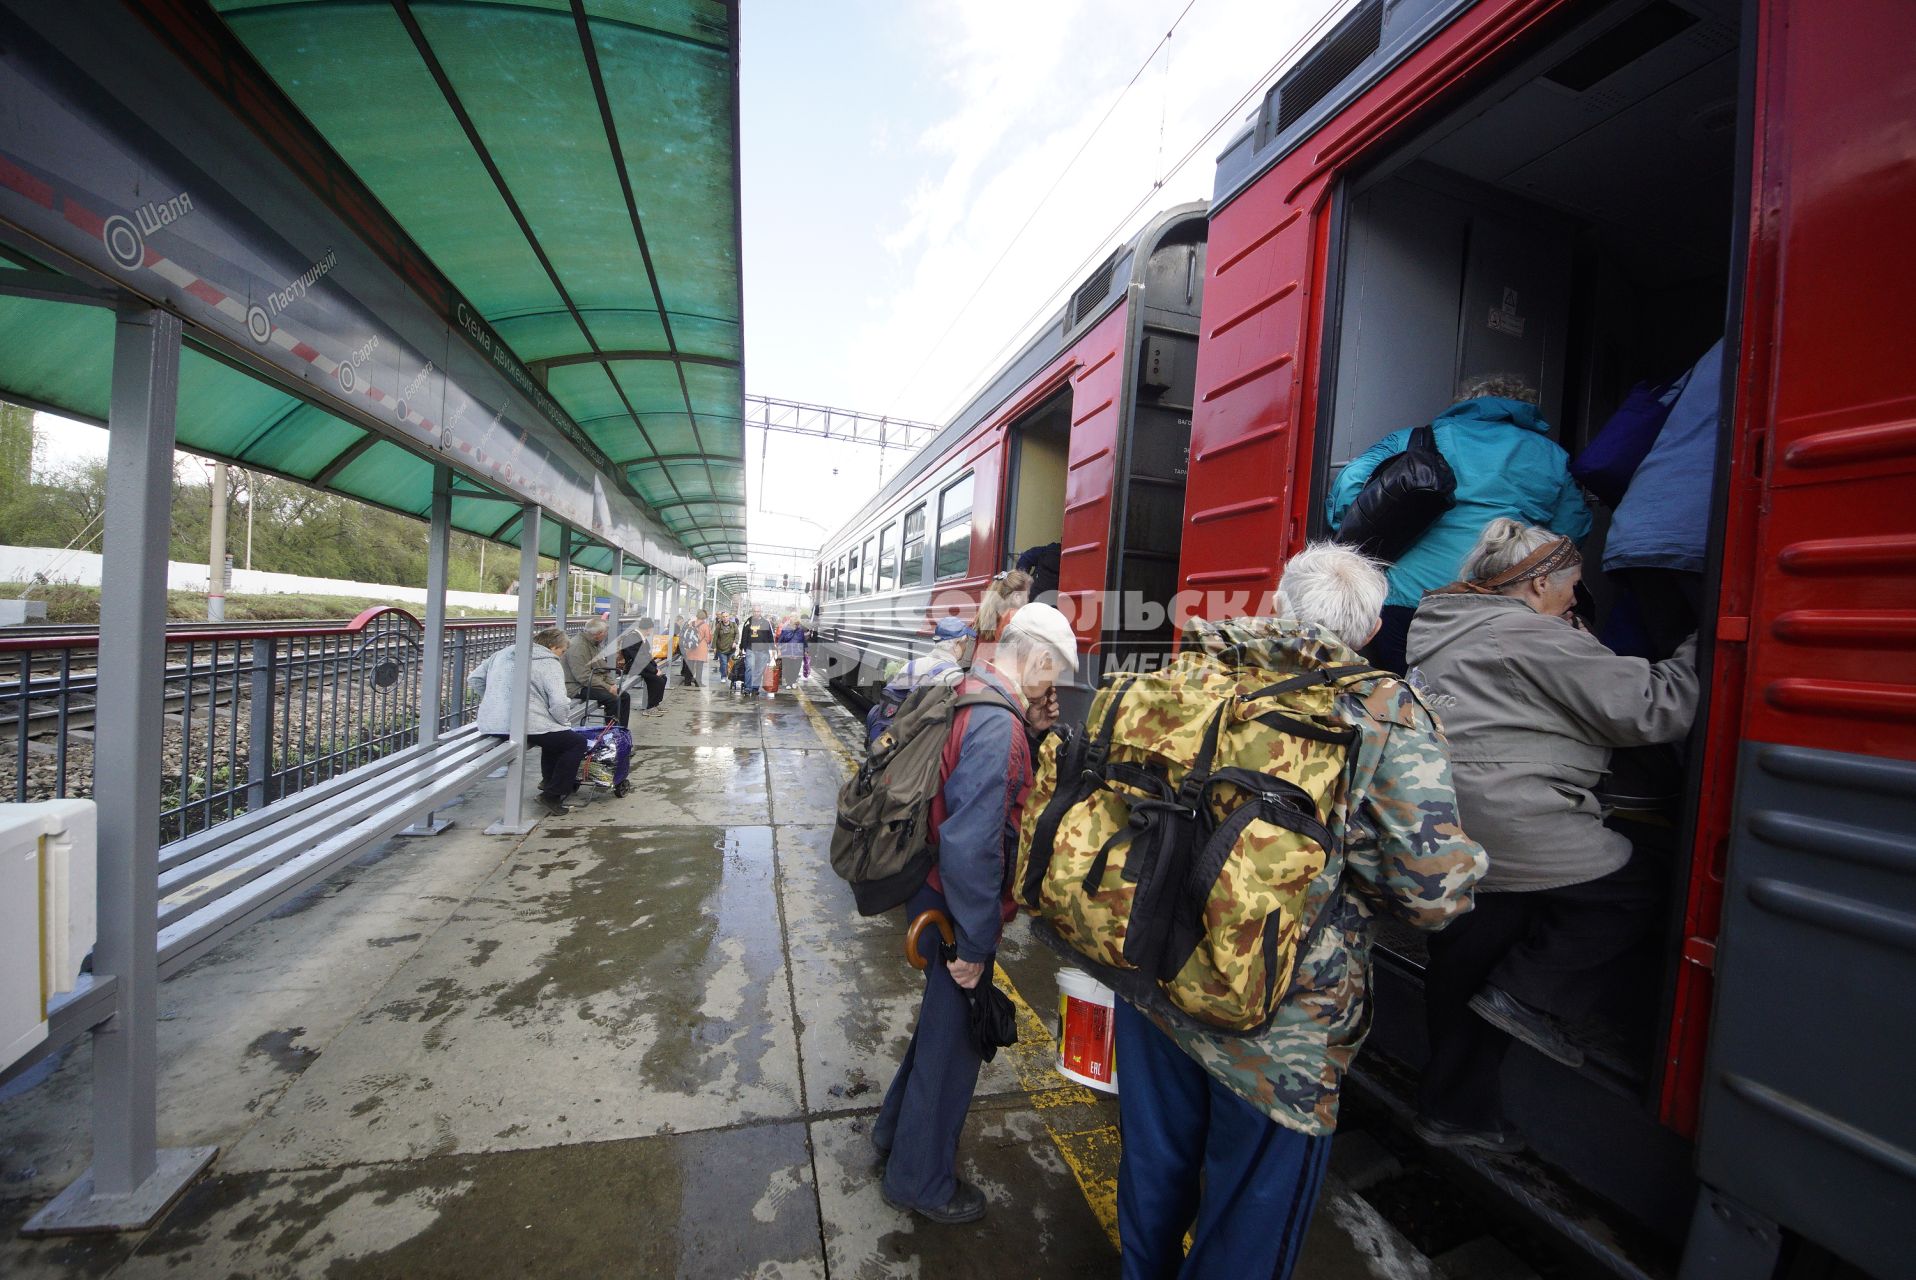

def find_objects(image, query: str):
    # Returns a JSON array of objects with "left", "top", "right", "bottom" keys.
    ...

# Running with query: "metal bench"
[{"left": 153, "top": 726, "right": 516, "bottom": 978}]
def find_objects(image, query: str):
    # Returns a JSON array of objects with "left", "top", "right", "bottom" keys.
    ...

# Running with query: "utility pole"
[{"left": 206, "top": 460, "right": 228, "bottom": 621}]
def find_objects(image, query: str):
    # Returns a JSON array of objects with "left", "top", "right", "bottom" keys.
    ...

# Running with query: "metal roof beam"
[
  {"left": 571, "top": 0, "right": 729, "bottom": 512},
  {"left": 531, "top": 349, "right": 739, "bottom": 371},
  {"left": 0, "top": 268, "right": 123, "bottom": 308},
  {"left": 389, "top": 0, "right": 716, "bottom": 545}
]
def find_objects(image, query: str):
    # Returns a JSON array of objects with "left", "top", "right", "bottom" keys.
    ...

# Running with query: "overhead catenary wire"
[
  {"left": 883, "top": 0, "right": 1202, "bottom": 418},
  {"left": 928, "top": 0, "right": 1358, "bottom": 425}
]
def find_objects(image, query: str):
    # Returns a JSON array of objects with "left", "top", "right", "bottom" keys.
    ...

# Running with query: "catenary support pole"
[
  {"left": 487, "top": 504, "right": 541, "bottom": 835},
  {"left": 400, "top": 464, "right": 453, "bottom": 836},
  {"left": 26, "top": 308, "right": 214, "bottom": 1235}
]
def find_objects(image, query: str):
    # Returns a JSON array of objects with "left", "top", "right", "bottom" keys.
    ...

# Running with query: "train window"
[
  {"left": 877, "top": 522, "right": 898, "bottom": 593},
  {"left": 861, "top": 535, "right": 876, "bottom": 594},
  {"left": 847, "top": 544, "right": 860, "bottom": 597},
  {"left": 936, "top": 473, "right": 974, "bottom": 579},
  {"left": 901, "top": 504, "right": 927, "bottom": 584}
]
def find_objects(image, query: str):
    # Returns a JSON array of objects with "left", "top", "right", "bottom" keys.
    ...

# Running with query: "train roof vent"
[
  {"left": 1543, "top": 1, "right": 1700, "bottom": 92},
  {"left": 1068, "top": 251, "right": 1120, "bottom": 330},
  {"left": 1268, "top": 0, "right": 1383, "bottom": 135}
]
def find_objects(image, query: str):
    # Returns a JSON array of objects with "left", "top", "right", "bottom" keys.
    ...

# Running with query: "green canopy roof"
[
  {"left": 0, "top": 0, "right": 745, "bottom": 570},
  {"left": 213, "top": 0, "right": 746, "bottom": 562}
]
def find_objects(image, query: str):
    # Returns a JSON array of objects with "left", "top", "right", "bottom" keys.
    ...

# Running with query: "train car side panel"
[
  {"left": 1181, "top": 0, "right": 1571, "bottom": 612},
  {"left": 1693, "top": 4, "right": 1916, "bottom": 1274},
  {"left": 1059, "top": 303, "right": 1129, "bottom": 650},
  {"left": 1181, "top": 175, "right": 1319, "bottom": 612}
]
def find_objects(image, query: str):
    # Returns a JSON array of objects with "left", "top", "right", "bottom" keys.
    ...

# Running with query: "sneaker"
[
  {"left": 536, "top": 793, "right": 570, "bottom": 817},
  {"left": 1469, "top": 986, "right": 1586, "bottom": 1068},
  {"left": 1412, "top": 1114, "right": 1527, "bottom": 1154},
  {"left": 882, "top": 1179, "right": 986, "bottom": 1225}
]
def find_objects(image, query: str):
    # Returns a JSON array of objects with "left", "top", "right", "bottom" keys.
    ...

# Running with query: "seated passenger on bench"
[
  {"left": 565, "top": 616, "right": 631, "bottom": 728},
  {"left": 468, "top": 627, "right": 590, "bottom": 817},
  {"left": 1404, "top": 519, "right": 1697, "bottom": 1152}
]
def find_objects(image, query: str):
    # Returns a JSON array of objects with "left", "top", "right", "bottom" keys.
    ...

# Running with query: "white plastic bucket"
[{"left": 1056, "top": 968, "right": 1119, "bottom": 1094}]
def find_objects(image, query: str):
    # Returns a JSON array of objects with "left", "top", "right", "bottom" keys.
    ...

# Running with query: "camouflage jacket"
[{"left": 1147, "top": 623, "right": 1487, "bottom": 1135}]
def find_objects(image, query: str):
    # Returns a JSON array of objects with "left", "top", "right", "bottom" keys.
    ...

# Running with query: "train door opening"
[
  {"left": 1311, "top": 0, "right": 1746, "bottom": 1206},
  {"left": 1002, "top": 392, "right": 1071, "bottom": 581},
  {"left": 1108, "top": 217, "right": 1206, "bottom": 678}
]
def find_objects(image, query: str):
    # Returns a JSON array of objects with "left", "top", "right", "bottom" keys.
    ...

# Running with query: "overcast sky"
[
  {"left": 34, "top": 0, "right": 1347, "bottom": 576},
  {"left": 735, "top": 0, "right": 1346, "bottom": 562}
]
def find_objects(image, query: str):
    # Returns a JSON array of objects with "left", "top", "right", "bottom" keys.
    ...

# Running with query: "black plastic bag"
[
  {"left": 905, "top": 909, "right": 1019, "bottom": 1061},
  {"left": 1334, "top": 424, "right": 1457, "bottom": 563},
  {"left": 941, "top": 941, "right": 1019, "bottom": 1063}
]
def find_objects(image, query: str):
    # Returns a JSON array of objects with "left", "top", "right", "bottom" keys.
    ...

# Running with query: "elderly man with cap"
[
  {"left": 873, "top": 602, "right": 1077, "bottom": 1225},
  {"left": 865, "top": 615, "right": 978, "bottom": 745},
  {"left": 564, "top": 616, "right": 631, "bottom": 729}
]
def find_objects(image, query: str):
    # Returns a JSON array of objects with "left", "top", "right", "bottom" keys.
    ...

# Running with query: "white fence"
[{"left": 0, "top": 544, "right": 522, "bottom": 613}]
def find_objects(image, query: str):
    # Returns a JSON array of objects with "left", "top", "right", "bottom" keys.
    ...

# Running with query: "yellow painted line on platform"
[{"left": 791, "top": 682, "right": 1124, "bottom": 1250}]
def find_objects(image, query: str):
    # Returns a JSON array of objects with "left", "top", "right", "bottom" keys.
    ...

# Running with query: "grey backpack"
[{"left": 830, "top": 679, "right": 1017, "bottom": 915}]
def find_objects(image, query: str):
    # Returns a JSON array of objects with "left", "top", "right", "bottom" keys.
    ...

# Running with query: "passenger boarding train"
[{"left": 813, "top": 1, "right": 1913, "bottom": 1275}]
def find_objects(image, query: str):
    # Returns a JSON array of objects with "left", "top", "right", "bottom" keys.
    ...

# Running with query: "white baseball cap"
[{"left": 1002, "top": 601, "right": 1079, "bottom": 669}]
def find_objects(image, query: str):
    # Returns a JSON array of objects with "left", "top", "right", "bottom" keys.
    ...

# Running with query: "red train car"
[
  {"left": 1179, "top": 0, "right": 1913, "bottom": 1275},
  {"left": 818, "top": 0, "right": 1911, "bottom": 1272},
  {"left": 812, "top": 203, "right": 1208, "bottom": 707}
]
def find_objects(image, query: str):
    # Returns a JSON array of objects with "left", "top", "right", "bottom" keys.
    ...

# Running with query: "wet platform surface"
[{"left": 1, "top": 679, "right": 1438, "bottom": 1278}]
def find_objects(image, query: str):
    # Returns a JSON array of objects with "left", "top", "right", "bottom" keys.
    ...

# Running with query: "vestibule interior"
[
  {"left": 1003, "top": 392, "right": 1070, "bottom": 570},
  {"left": 1321, "top": 0, "right": 1746, "bottom": 1081}
]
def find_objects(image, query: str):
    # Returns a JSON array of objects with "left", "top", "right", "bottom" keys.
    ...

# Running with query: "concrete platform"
[{"left": 1, "top": 679, "right": 1436, "bottom": 1278}]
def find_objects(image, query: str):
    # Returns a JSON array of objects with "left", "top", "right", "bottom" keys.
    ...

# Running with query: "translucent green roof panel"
[{"left": 209, "top": 0, "right": 746, "bottom": 564}]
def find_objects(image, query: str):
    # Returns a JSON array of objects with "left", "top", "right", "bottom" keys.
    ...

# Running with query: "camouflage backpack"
[
  {"left": 1015, "top": 619, "right": 1380, "bottom": 1035},
  {"left": 831, "top": 679, "right": 1019, "bottom": 916}
]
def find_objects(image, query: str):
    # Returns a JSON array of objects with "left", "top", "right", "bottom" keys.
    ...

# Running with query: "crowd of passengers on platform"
[
  {"left": 462, "top": 601, "right": 812, "bottom": 816},
  {"left": 861, "top": 352, "right": 1719, "bottom": 1280}
]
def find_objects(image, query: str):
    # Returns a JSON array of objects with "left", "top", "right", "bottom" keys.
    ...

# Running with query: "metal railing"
[{"left": 0, "top": 608, "right": 556, "bottom": 845}]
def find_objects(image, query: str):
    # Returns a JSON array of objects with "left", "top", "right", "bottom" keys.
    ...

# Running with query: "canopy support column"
[
  {"left": 400, "top": 464, "right": 454, "bottom": 836},
  {"left": 609, "top": 549, "right": 624, "bottom": 642},
  {"left": 555, "top": 528, "right": 572, "bottom": 630},
  {"left": 487, "top": 504, "right": 542, "bottom": 836},
  {"left": 26, "top": 308, "right": 215, "bottom": 1235}
]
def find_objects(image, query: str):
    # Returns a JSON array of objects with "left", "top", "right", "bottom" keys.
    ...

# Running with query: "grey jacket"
[
  {"left": 467, "top": 647, "right": 582, "bottom": 737},
  {"left": 562, "top": 631, "right": 616, "bottom": 698},
  {"left": 1405, "top": 593, "right": 1698, "bottom": 891}
]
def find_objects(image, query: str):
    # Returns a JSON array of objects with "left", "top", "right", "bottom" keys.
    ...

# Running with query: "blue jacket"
[
  {"left": 930, "top": 664, "right": 1029, "bottom": 963},
  {"left": 1603, "top": 339, "right": 1725, "bottom": 574},
  {"left": 1328, "top": 397, "right": 1592, "bottom": 608}
]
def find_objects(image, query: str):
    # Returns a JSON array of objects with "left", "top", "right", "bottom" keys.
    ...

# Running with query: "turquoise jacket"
[{"left": 1327, "top": 397, "right": 1591, "bottom": 608}]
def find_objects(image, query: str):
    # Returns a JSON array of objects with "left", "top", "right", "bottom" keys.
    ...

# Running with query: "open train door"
[{"left": 1685, "top": 2, "right": 1916, "bottom": 1277}]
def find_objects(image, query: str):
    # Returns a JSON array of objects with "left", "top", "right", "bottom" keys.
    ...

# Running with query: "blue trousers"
[
  {"left": 1115, "top": 1000, "right": 1333, "bottom": 1280},
  {"left": 743, "top": 648, "right": 763, "bottom": 691},
  {"left": 872, "top": 885, "right": 983, "bottom": 1210}
]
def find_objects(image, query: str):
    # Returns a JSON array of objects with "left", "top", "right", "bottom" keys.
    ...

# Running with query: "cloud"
[
  {"left": 739, "top": 0, "right": 1348, "bottom": 552},
  {"left": 851, "top": 0, "right": 1344, "bottom": 423}
]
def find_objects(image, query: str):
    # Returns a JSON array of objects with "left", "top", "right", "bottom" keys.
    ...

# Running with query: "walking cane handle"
[{"left": 904, "top": 909, "right": 956, "bottom": 971}]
